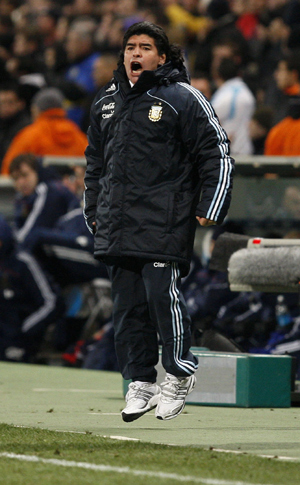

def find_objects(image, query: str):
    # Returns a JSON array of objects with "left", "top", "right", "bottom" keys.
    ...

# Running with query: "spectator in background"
[
  {"left": 116, "top": 0, "right": 145, "bottom": 28},
  {"left": 0, "top": 82, "right": 31, "bottom": 168},
  {"left": 6, "top": 25, "right": 47, "bottom": 94},
  {"left": 63, "top": 17, "right": 101, "bottom": 126},
  {"left": 43, "top": 42, "right": 69, "bottom": 78},
  {"left": 190, "top": 73, "right": 212, "bottom": 100},
  {"left": 24, "top": 200, "right": 109, "bottom": 288},
  {"left": 161, "top": 0, "right": 212, "bottom": 45},
  {"left": 275, "top": 50, "right": 300, "bottom": 97},
  {"left": 24, "top": 161, "right": 108, "bottom": 288},
  {"left": 264, "top": 95, "right": 300, "bottom": 155},
  {"left": 1, "top": 87, "right": 87, "bottom": 175},
  {"left": 209, "top": 37, "right": 246, "bottom": 91},
  {"left": 0, "top": 0, "right": 299, "bottom": 132},
  {"left": 11, "top": 25, "right": 44, "bottom": 63},
  {"left": 5, "top": 57, "right": 47, "bottom": 114},
  {"left": 0, "top": 215, "right": 63, "bottom": 363},
  {"left": 249, "top": 105, "right": 274, "bottom": 155},
  {"left": 35, "top": 6, "right": 62, "bottom": 49},
  {"left": 8, "top": 153, "right": 80, "bottom": 250},
  {"left": 264, "top": 50, "right": 300, "bottom": 124},
  {"left": 94, "top": 13, "right": 126, "bottom": 56},
  {"left": 81, "top": 53, "right": 118, "bottom": 132},
  {"left": 66, "top": 0, "right": 99, "bottom": 18},
  {"left": 92, "top": 54, "right": 118, "bottom": 89},
  {"left": 0, "top": 14, "right": 14, "bottom": 61},
  {"left": 54, "top": 165, "right": 79, "bottom": 195},
  {"left": 211, "top": 56, "right": 256, "bottom": 154},
  {"left": 192, "top": 10, "right": 249, "bottom": 84},
  {"left": 17, "top": 159, "right": 111, "bottom": 353}
]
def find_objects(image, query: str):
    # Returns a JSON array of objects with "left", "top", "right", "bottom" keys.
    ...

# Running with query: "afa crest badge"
[{"left": 148, "top": 104, "right": 163, "bottom": 122}]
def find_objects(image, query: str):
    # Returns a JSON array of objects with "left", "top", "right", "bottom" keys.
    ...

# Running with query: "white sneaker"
[
  {"left": 122, "top": 382, "right": 161, "bottom": 422},
  {"left": 155, "top": 373, "right": 196, "bottom": 420}
]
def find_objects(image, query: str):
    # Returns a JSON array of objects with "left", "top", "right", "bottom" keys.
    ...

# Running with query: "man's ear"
[{"left": 158, "top": 54, "right": 166, "bottom": 66}]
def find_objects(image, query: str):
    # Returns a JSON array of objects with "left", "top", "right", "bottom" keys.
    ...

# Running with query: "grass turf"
[{"left": 0, "top": 423, "right": 299, "bottom": 485}]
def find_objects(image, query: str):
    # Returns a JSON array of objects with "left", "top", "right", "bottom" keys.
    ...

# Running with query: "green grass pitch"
[{"left": 0, "top": 362, "right": 299, "bottom": 484}]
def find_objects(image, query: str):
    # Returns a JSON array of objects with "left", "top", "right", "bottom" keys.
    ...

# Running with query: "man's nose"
[{"left": 132, "top": 47, "right": 141, "bottom": 57}]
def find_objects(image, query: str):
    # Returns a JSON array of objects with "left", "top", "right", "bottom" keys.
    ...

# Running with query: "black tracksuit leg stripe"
[
  {"left": 169, "top": 263, "right": 198, "bottom": 375},
  {"left": 107, "top": 260, "right": 198, "bottom": 382}
]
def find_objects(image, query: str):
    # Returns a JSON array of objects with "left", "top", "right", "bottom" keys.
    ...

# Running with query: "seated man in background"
[
  {"left": 1, "top": 87, "right": 87, "bottom": 176},
  {"left": 8, "top": 153, "right": 80, "bottom": 249},
  {"left": 17, "top": 158, "right": 108, "bottom": 286},
  {"left": 25, "top": 204, "right": 111, "bottom": 354},
  {"left": 0, "top": 215, "right": 63, "bottom": 362},
  {"left": 27, "top": 198, "right": 109, "bottom": 287},
  {"left": 8, "top": 155, "right": 110, "bottom": 354}
]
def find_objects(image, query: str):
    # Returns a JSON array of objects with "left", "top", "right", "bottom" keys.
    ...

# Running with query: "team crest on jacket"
[{"left": 148, "top": 104, "right": 163, "bottom": 122}]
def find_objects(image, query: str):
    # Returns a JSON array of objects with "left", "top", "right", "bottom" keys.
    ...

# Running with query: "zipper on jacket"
[{"left": 117, "top": 97, "right": 137, "bottom": 252}]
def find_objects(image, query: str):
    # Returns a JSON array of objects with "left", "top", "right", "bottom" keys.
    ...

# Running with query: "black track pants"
[{"left": 107, "top": 260, "right": 198, "bottom": 382}]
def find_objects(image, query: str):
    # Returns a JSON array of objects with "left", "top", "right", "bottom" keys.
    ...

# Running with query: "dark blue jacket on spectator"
[
  {"left": 14, "top": 179, "right": 80, "bottom": 249},
  {"left": 24, "top": 207, "right": 108, "bottom": 286}
]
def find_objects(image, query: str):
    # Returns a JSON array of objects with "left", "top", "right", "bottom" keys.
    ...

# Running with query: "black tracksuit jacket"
[{"left": 84, "top": 62, "right": 234, "bottom": 276}]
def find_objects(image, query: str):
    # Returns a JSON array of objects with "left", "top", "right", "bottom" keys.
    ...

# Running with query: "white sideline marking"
[
  {"left": 0, "top": 452, "right": 272, "bottom": 485},
  {"left": 212, "top": 448, "right": 300, "bottom": 462},
  {"left": 105, "top": 435, "right": 140, "bottom": 441},
  {"left": 13, "top": 425, "right": 300, "bottom": 463}
]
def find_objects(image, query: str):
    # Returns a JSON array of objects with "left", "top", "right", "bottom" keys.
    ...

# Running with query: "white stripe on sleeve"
[
  {"left": 15, "top": 183, "right": 48, "bottom": 243},
  {"left": 178, "top": 83, "right": 233, "bottom": 221}
]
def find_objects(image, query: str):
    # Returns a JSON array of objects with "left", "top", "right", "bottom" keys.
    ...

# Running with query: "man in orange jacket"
[
  {"left": 264, "top": 95, "right": 300, "bottom": 155},
  {"left": 1, "top": 87, "right": 87, "bottom": 175}
]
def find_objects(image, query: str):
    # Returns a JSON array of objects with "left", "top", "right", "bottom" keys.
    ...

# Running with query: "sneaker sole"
[
  {"left": 156, "top": 374, "right": 196, "bottom": 421},
  {"left": 156, "top": 402, "right": 185, "bottom": 421},
  {"left": 121, "top": 395, "right": 160, "bottom": 423}
]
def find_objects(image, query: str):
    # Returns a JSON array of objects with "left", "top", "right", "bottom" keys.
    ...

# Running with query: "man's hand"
[
  {"left": 92, "top": 221, "right": 96, "bottom": 234},
  {"left": 196, "top": 216, "right": 216, "bottom": 227}
]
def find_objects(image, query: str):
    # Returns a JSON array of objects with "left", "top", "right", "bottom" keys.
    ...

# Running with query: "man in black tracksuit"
[{"left": 84, "top": 22, "right": 234, "bottom": 422}]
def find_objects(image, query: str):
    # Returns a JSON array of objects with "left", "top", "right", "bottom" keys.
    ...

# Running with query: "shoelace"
[
  {"left": 160, "top": 379, "right": 187, "bottom": 401},
  {"left": 127, "top": 383, "right": 155, "bottom": 403}
]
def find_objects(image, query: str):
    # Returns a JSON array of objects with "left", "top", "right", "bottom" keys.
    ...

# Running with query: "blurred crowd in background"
[
  {"left": 1, "top": 0, "right": 300, "bottom": 377},
  {"left": 1, "top": 0, "right": 300, "bottom": 164}
]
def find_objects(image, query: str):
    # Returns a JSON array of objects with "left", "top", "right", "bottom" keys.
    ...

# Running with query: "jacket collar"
[
  {"left": 113, "top": 62, "right": 190, "bottom": 94},
  {"left": 38, "top": 108, "right": 66, "bottom": 119}
]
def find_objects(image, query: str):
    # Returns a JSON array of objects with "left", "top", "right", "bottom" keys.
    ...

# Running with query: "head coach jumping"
[{"left": 84, "top": 21, "right": 234, "bottom": 422}]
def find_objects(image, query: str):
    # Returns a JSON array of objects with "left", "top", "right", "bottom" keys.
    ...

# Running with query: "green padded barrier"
[{"left": 123, "top": 349, "right": 292, "bottom": 408}]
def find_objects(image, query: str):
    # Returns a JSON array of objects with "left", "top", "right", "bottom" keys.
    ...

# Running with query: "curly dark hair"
[{"left": 117, "top": 21, "right": 184, "bottom": 70}]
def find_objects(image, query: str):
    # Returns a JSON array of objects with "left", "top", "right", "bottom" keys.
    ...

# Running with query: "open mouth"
[{"left": 131, "top": 61, "right": 142, "bottom": 72}]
